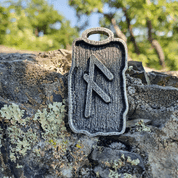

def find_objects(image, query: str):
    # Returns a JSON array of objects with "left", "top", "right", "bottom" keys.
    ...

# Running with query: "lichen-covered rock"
[
  {"left": 118, "top": 111, "right": 178, "bottom": 178},
  {"left": 127, "top": 61, "right": 150, "bottom": 85},
  {"left": 0, "top": 49, "right": 177, "bottom": 178},
  {"left": 148, "top": 71, "right": 178, "bottom": 88},
  {"left": 127, "top": 84, "right": 178, "bottom": 127},
  {"left": 92, "top": 147, "right": 145, "bottom": 178}
]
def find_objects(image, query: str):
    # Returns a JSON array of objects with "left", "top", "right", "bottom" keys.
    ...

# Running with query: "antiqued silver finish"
[
  {"left": 83, "top": 54, "right": 114, "bottom": 118},
  {"left": 68, "top": 27, "right": 128, "bottom": 136}
]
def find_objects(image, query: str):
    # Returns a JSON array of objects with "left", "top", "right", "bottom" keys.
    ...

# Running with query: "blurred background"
[{"left": 0, "top": 0, "right": 178, "bottom": 70}]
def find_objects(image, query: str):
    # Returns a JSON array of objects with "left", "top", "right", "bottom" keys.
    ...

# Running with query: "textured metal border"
[{"left": 68, "top": 27, "right": 128, "bottom": 137}]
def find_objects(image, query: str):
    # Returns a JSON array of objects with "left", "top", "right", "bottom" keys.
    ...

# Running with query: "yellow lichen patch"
[{"left": 76, "top": 144, "right": 82, "bottom": 149}]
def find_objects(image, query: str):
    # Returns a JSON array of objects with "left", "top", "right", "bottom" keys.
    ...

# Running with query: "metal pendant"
[{"left": 68, "top": 27, "right": 128, "bottom": 136}]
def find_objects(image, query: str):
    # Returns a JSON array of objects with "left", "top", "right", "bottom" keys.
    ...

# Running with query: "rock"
[
  {"left": 91, "top": 147, "right": 145, "bottom": 178},
  {"left": 78, "top": 136, "right": 98, "bottom": 156},
  {"left": 127, "top": 61, "right": 150, "bottom": 85},
  {"left": 148, "top": 71, "right": 178, "bottom": 88},
  {"left": 0, "top": 52, "right": 68, "bottom": 115},
  {"left": 127, "top": 84, "right": 178, "bottom": 127},
  {"left": 165, "top": 70, "right": 178, "bottom": 77},
  {"left": 94, "top": 166, "right": 110, "bottom": 178},
  {"left": 109, "top": 142, "right": 126, "bottom": 150},
  {"left": 126, "top": 118, "right": 151, "bottom": 128},
  {"left": 37, "top": 49, "right": 72, "bottom": 74},
  {"left": 0, "top": 50, "right": 177, "bottom": 178},
  {"left": 117, "top": 111, "right": 178, "bottom": 178},
  {"left": 91, "top": 147, "right": 145, "bottom": 168},
  {"left": 128, "top": 61, "right": 145, "bottom": 72},
  {"left": 61, "top": 167, "right": 73, "bottom": 178},
  {"left": 0, "top": 51, "right": 70, "bottom": 178}
]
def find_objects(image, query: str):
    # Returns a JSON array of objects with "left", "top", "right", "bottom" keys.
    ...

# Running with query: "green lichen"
[
  {"left": 123, "top": 173, "right": 133, "bottom": 178},
  {"left": 0, "top": 103, "right": 37, "bottom": 162},
  {"left": 33, "top": 100, "right": 69, "bottom": 161},
  {"left": 109, "top": 171, "right": 133, "bottom": 178},
  {"left": 108, "top": 159, "right": 123, "bottom": 178},
  {"left": 34, "top": 101, "right": 67, "bottom": 141},
  {"left": 108, "top": 154, "right": 140, "bottom": 178},
  {"left": 0, "top": 100, "right": 68, "bottom": 168},
  {"left": 16, "top": 163, "right": 23, "bottom": 168},
  {"left": 135, "top": 119, "right": 151, "bottom": 132},
  {"left": 109, "top": 170, "right": 120, "bottom": 178},
  {"left": 128, "top": 66, "right": 133, "bottom": 72},
  {"left": 126, "top": 156, "right": 140, "bottom": 166},
  {"left": 96, "top": 171, "right": 100, "bottom": 177}
]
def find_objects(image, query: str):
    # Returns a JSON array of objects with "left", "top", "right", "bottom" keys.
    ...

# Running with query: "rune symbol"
[{"left": 83, "top": 54, "right": 114, "bottom": 118}]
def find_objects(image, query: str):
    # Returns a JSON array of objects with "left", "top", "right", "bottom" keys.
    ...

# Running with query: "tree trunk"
[
  {"left": 123, "top": 8, "right": 140, "bottom": 55},
  {"left": 147, "top": 19, "right": 166, "bottom": 68},
  {"left": 111, "top": 18, "right": 127, "bottom": 42},
  {"left": 146, "top": 0, "right": 166, "bottom": 68},
  {"left": 35, "top": 28, "right": 39, "bottom": 37},
  {"left": 111, "top": 18, "right": 132, "bottom": 61}
]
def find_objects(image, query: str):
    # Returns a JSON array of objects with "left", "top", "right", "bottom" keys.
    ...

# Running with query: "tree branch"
[
  {"left": 146, "top": 0, "right": 166, "bottom": 68},
  {"left": 147, "top": 19, "right": 166, "bottom": 68},
  {"left": 111, "top": 18, "right": 127, "bottom": 42},
  {"left": 111, "top": 18, "right": 132, "bottom": 61},
  {"left": 123, "top": 8, "right": 140, "bottom": 55}
]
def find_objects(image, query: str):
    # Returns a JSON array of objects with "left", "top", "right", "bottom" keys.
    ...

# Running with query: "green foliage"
[
  {"left": 0, "top": 0, "right": 79, "bottom": 51},
  {"left": 128, "top": 41, "right": 163, "bottom": 70},
  {"left": 69, "top": 0, "right": 104, "bottom": 15},
  {"left": 69, "top": 0, "right": 178, "bottom": 70},
  {"left": 161, "top": 37, "right": 178, "bottom": 70},
  {"left": 0, "top": 6, "right": 9, "bottom": 44},
  {"left": 25, "top": 0, "right": 63, "bottom": 35}
]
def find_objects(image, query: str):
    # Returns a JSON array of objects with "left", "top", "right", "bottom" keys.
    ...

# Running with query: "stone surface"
[
  {"left": 127, "top": 84, "right": 178, "bottom": 127},
  {"left": 0, "top": 54, "right": 67, "bottom": 117},
  {"left": 127, "top": 61, "right": 150, "bottom": 85},
  {"left": 126, "top": 118, "right": 151, "bottom": 128},
  {"left": 118, "top": 111, "right": 178, "bottom": 178},
  {"left": 0, "top": 46, "right": 178, "bottom": 178},
  {"left": 148, "top": 71, "right": 178, "bottom": 88}
]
